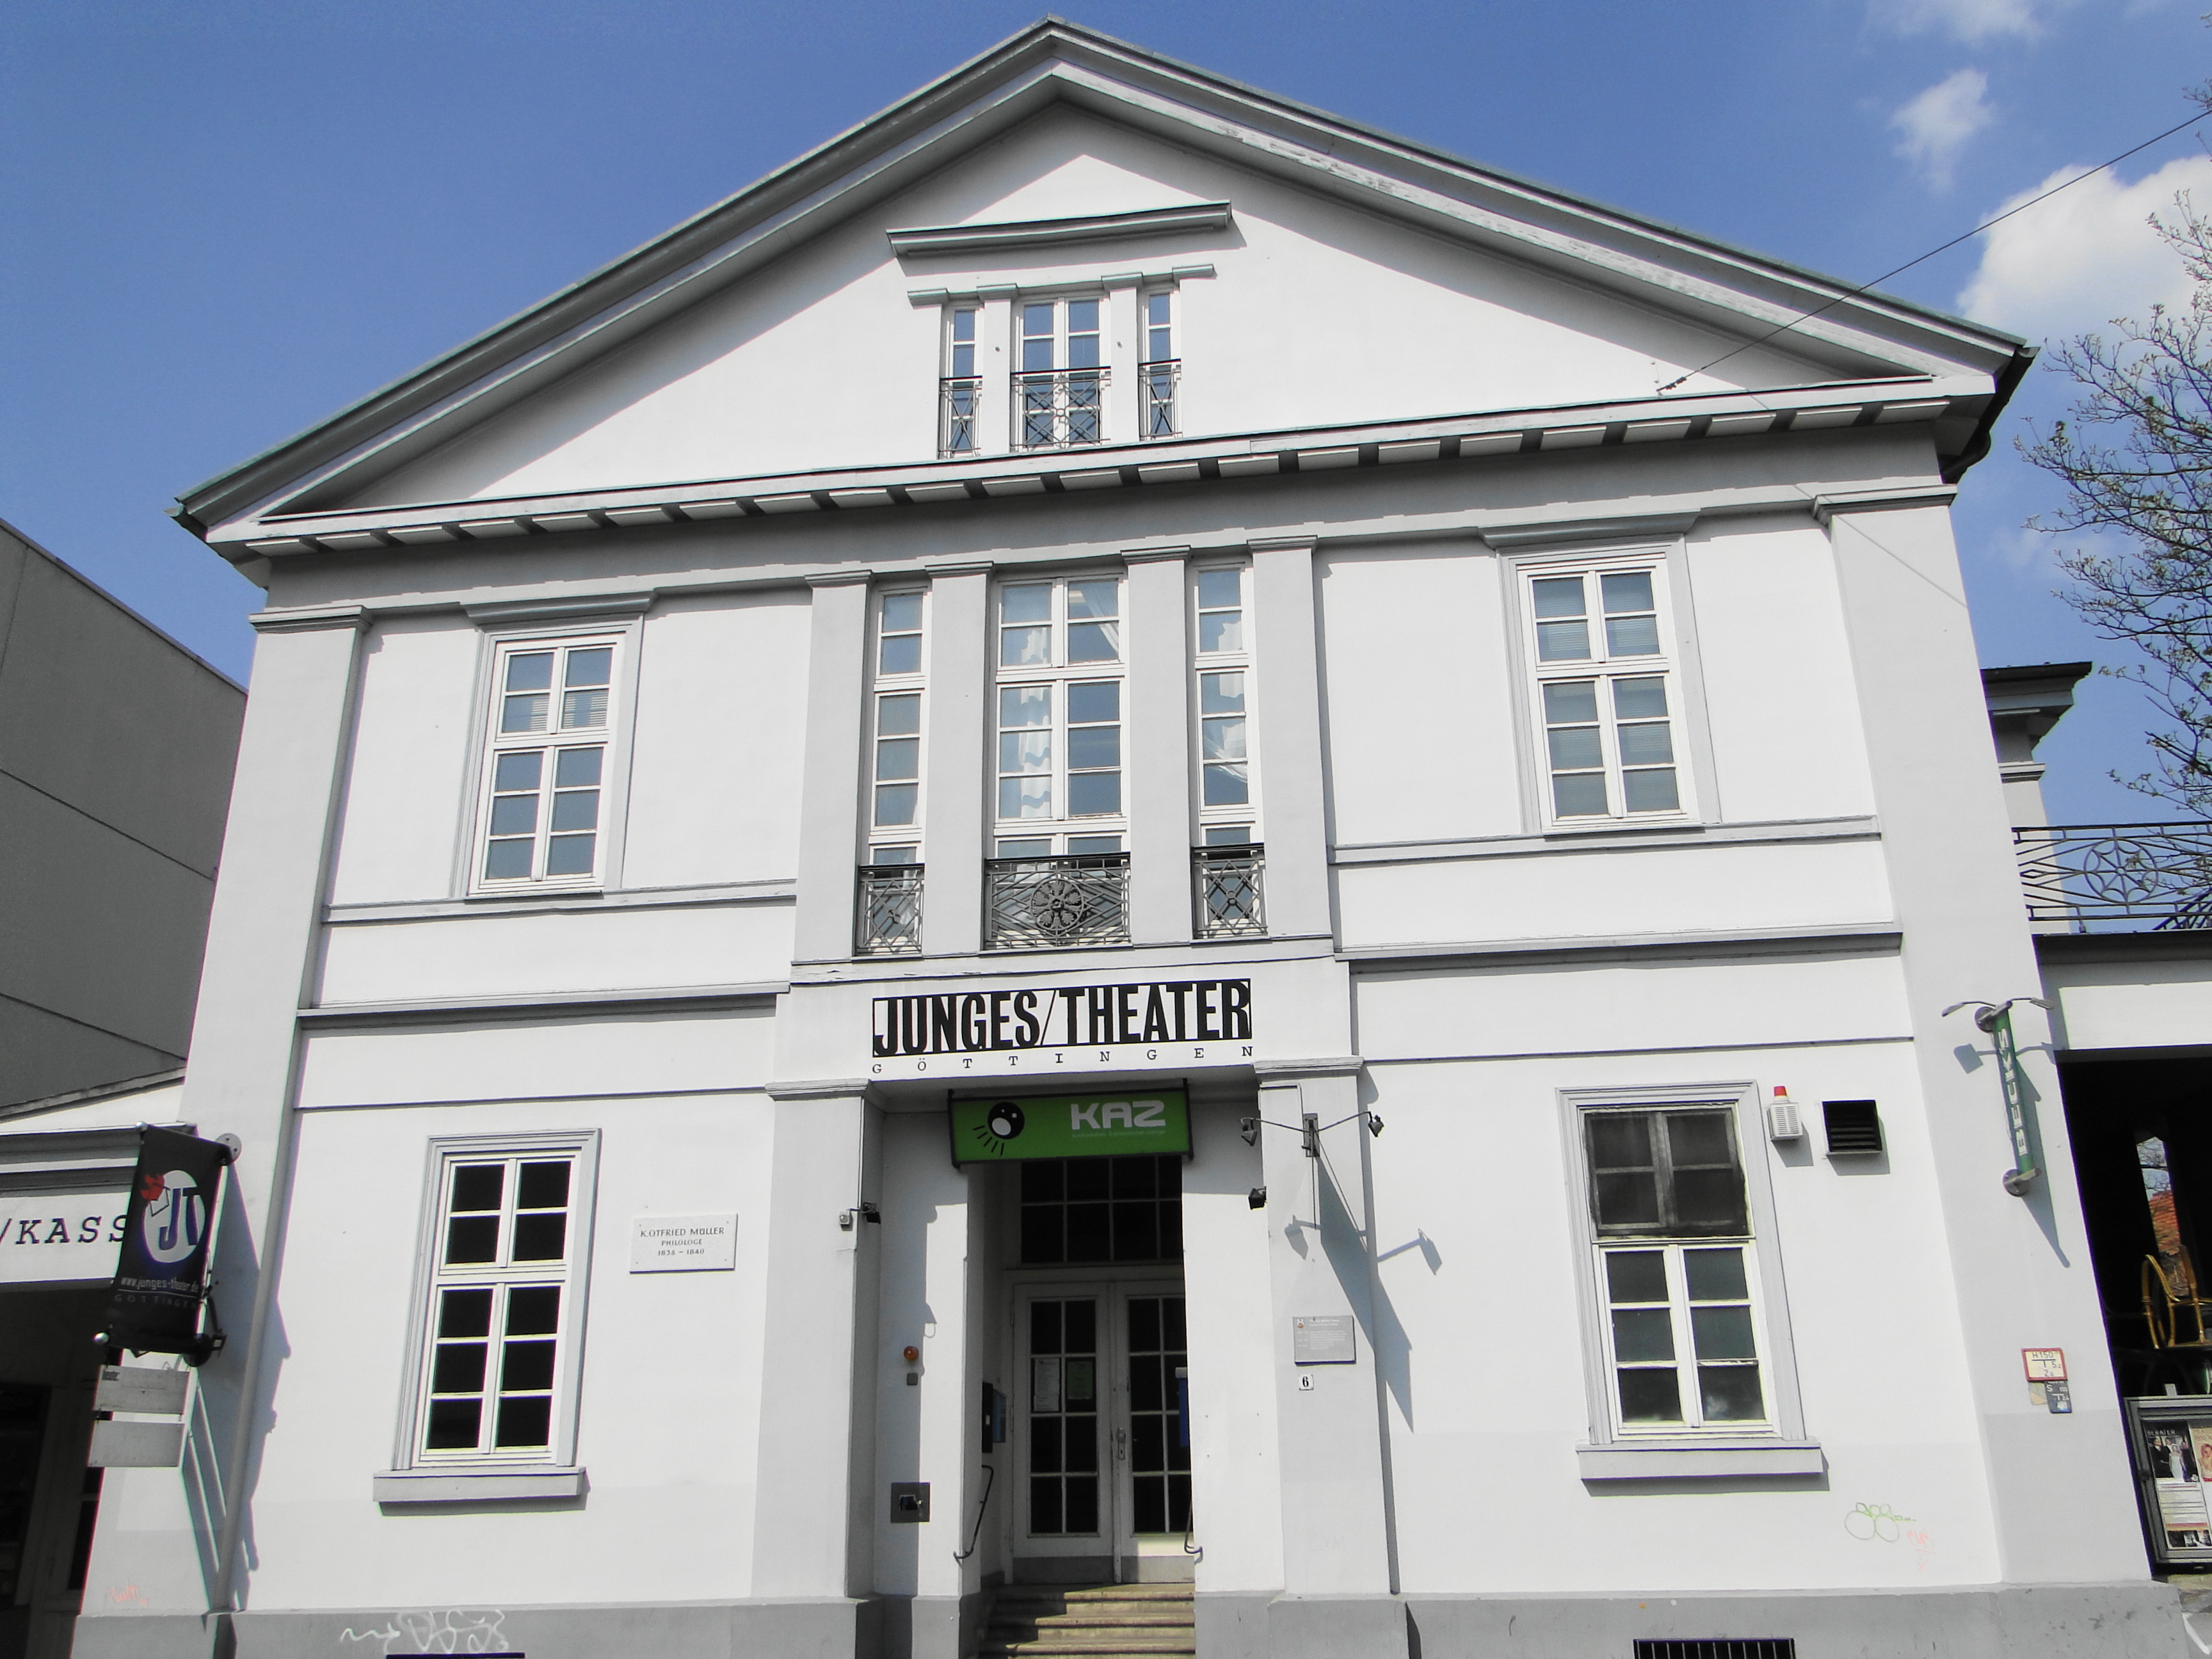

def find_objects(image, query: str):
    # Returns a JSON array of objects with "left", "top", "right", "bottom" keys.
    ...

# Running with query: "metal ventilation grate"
[
  {"left": 1635, "top": 1641, "right": 1797, "bottom": 1659},
  {"left": 1823, "top": 1099, "right": 1885, "bottom": 1156}
]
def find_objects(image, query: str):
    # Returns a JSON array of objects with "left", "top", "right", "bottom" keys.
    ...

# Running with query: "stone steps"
[{"left": 979, "top": 1583, "right": 1197, "bottom": 1659}]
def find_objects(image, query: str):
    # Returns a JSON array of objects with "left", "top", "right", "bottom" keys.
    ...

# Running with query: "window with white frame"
[
  {"left": 477, "top": 635, "right": 621, "bottom": 889},
  {"left": 869, "top": 589, "right": 926, "bottom": 865},
  {"left": 994, "top": 575, "right": 1125, "bottom": 857},
  {"left": 1015, "top": 297, "right": 1104, "bottom": 449},
  {"left": 1141, "top": 289, "right": 1178, "bottom": 440},
  {"left": 412, "top": 1135, "right": 595, "bottom": 1467},
  {"left": 1583, "top": 1106, "right": 1768, "bottom": 1433},
  {"left": 1523, "top": 560, "right": 1687, "bottom": 824},
  {"left": 941, "top": 305, "right": 979, "bottom": 456},
  {"left": 1192, "top": 564, "right": 1256, "bottom": 846}
]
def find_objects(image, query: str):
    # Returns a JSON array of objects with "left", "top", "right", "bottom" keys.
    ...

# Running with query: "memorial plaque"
[
  {"left": 629, "top": 1215, "right": 737, "bottom": 1272},
  {"left": 1292, "top": 1314, "right": 1356, "bottom": 1365}
]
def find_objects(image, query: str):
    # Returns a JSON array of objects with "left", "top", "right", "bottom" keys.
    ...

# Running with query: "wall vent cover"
[
  {"left": 1634, "top": 1642, "right": 1797, "bottom": 1659},
  {"left": 1823, "top": 1099, "right": 1884, "bottom": 1156}
]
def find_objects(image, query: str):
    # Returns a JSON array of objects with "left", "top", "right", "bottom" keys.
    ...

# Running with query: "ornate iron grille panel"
[
  {"left": 986, "top": 853, "right": 1128, "bottom": 949},
  {"left": 2012, "top": 824, "right": 2212, "bottom": 929},
  {"left": 858, "top": 863, "right": 924, "bottom": 954},
  {"left": 1194, "top": 844, "right": 1265, "bottom": 937},
  {"left": 1140, "top": 359, "right": 1180, "bottom": 440},
  {"left": 940, "top": 378, "right": 981, "bottom": 456},
  {"left": 1012, "top": 370, "right": 1107, "bottom": 449}
]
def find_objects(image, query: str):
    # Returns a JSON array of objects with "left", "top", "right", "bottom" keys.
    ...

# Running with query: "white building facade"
[{"left": 22, "top": 22, "right": 2199, "bottom": 1659}]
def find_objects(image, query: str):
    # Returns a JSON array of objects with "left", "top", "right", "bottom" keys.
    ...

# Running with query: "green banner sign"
[{"left": 949, "top": 1091, "right": 1190, "bottom": 1165}]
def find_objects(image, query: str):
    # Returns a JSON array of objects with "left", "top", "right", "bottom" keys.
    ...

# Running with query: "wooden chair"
[{"left": 2144, "top": 1249, "right": 2212, "bottom": 1349}]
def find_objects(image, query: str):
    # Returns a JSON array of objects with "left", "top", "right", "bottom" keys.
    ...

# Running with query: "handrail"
[{"left": 954, "top": 1462, "right": 996, "bottom": 1563}]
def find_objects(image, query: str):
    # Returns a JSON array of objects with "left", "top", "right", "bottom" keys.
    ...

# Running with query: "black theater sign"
[{"left": 869, "top": 977, "right": 1253, "bottom": 1079}]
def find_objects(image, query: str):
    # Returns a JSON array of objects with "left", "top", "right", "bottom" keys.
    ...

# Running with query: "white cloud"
[
  {"left": 1957, "top": 153, "right": 2212, "bottom": 342},
  {"left": 1868, "top": 0, "right": 2080, "bottom": 44},
  {"left": 1891, "top": 68, "right": 1994, "bottom": 188}
]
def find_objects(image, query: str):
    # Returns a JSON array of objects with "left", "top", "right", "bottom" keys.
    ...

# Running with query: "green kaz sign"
[{"left": 950, "top": 1091, "right": 1190, "bottom": 1165}]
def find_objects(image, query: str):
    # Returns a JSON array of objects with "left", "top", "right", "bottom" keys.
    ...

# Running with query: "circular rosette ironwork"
[{"left": 1029, "top": 873, "right": 1093, "bottom": 938}]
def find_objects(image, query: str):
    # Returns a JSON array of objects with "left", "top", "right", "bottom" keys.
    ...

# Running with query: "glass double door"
[{"left": 1016, "top": 1281, "right": 1190, "bottom": 1575}]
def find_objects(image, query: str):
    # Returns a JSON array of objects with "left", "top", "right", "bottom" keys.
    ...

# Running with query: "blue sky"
[{"left": 3, "top": 0, "right": 2205, "bottom": 822}]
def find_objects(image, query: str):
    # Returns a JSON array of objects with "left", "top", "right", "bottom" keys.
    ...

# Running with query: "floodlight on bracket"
[{"left": 1239, "top": 1110, "right": 1382, "bottom": 1156}]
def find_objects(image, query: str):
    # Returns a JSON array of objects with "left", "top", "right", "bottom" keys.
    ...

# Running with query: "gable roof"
[{"left": 174, "top": 17, "right": 2031, "bottom": 548}]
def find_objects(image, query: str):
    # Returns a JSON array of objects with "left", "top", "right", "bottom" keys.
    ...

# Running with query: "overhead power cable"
[{"left": 1656, "top": 109, "right": 2207, "bottom": 394}]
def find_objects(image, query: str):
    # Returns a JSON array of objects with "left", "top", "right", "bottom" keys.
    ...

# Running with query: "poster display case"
[{"left": 2124, "top": 1395, "right": 2212, "bottom": 1566}]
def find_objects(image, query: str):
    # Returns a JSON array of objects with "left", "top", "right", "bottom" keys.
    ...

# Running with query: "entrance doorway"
[
  {"left": 1014, "top": 1281, "right": 1191, "bottom": 1583},
  {"left": 1, "top": 1287, "right": 109, "bottom": 1659}
]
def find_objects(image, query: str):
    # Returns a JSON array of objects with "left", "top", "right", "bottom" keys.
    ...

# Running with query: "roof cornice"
[{"left": 218, "top": 375, "right": 1976, "bottom": 563}]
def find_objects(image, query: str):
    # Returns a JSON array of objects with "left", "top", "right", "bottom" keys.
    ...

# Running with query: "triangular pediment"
[{"left": 179, "top": 20, "right": 2026, "bottom": 545}]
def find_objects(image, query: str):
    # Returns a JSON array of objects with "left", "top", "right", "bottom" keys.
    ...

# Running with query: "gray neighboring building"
[{"left": 0, "top": 517, "right": 244, "bottom": 1109}]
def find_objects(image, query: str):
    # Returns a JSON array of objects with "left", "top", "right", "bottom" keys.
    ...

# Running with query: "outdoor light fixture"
[
  {"left": 1943, "top": 997, "right": 2056, "bottom": 1196},
  {"left": 1248, "top": 1186, "right": 1267, "bottom": 1210},
  {"left": 1366, "top": 1113, "right": 1384, "bottom": 1138}
]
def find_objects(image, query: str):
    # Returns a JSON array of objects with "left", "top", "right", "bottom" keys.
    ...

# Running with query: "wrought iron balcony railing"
[
  {"left": 858, "top": 863, "right": 925, "bottom": 954},
  {"left": 1194, "top": 843, "right": 1265, "bottom": 937},
  {"left": 1140, "top": 359, "right": 1180, "bottom": 440},
  {"left": 939, "top": 377, "right": 981, "bottom": 456},
  {"left": 986, "top": 853, "right": 1129, "bottom": 949},
  {"left": 2012, "top": 823, "right": 2212, "bottom": 930},
  {"left": 1013, "top": 369, "right": 1107, "bottom": 450}
]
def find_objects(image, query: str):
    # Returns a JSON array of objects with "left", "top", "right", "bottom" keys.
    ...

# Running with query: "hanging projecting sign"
[
  {"left": 872, "top": 978, "right": 1251, "bottom": 1080},
  {"left": 0, "top": 1193, "right": 129, "bottom": 1285},
  {"left": 950, "top": 1091, "right": 1191, "bottom": 1164},
  {"left": 102, "top": 1128, "right": 231, "bottom": 1359}
]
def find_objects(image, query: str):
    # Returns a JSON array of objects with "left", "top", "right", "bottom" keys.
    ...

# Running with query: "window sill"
[
  {"left": 1576, "top": 1439, "right": 1822, "bottom": 1481},
  {"left": 373, "top": 1466, "right": 586, "bottom": 1503}
]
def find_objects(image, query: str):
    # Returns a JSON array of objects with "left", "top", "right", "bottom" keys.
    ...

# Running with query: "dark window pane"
[
  {"left": 1593, "top": 1171, "right": 1662, "bottom": 1230},
  {"left": 1160, "top": 1203, "right": 1183, "bottom": 1262},
  {"left": 425, "top": 1398, "right": 481, "bottom": 1450},
  {"left": 1611, "top": 1308, "right": 1675, "bottom": 1363},
  {"left": 1114, "top": 1157, "right": 1158, "bottom": 1199},
  {"left": 1064, "top": 1359, "right": 1096, "bottom": 1409},
  {"left": 1066, "top": 1160, "right": 1109, "bottom": 1201},
  {"left": 1664, "top": 1112, "right": 1735, "bottom": 1167},
  {"left": 1130, "top": 1358, "right": 1163, "bottom": 1411},
  {"left": 1589, "top": 1114, "right": 1651, "bottom": 1168},
  {"left": 1604, "top": 1251, "right": 1668, "bottom": 1303},
  {"left": 1030, "top": 1417, "right": 1062, "bottom": 1474},
  {"left": 1167, "top": 1431, "right": 1190, "bottom": 1474},
  {"left": 1032, "top": 1301, "right": 1062, "bottom": 1356},
  {"left": 1112, "top": 1202, "right": 1159, "bottom": 1261},
  {"left": 1031, "top": 1477, "right": 1063, "bottom": 1535},
  {"left": 431, "top": 1342, "right": 486, "bottom": 1394},
  {"left": 451, "top": 1164, "right": 504, "bottom": 1212},
  {"left": 1022, "top": 1161, "right": 1064, "bottom": 1203},
  {"left": 1669, "top": 1169, "right": 1747, "bottom": 1235},
  {"left": 511, "top": 1212, "right": 567, "bottom": 1261},
  {"left": 1064, "top": 1301, "right": 1095, "bottom": 1356},
  {"left": 1617, "top": 1368, "right": 1683, "bottom": 1423},
  {"left": 517, "top": 1162, "right": 570, "bottom": 1209},
  {"left": 1169, "top": 1474, "right": 1192, "bottom": 1530},
  {"left": 1684, "top": 1247, "right": 1749, "bottom": 1301},
  {"left": 506, "top": 1286, "right": 561, "bottom": 1336},
  {"left": 1700, "top": 1365, "right": 1765, "bottom": 1422},
  {"left": 1132, "top": 1416, "right": 1164, "bottom": 1471},
  {"left": 444, "top": 1215, "right": 499, "bottom": 1265},
  {"left": 1064, "top": 1476, "right": 1098, "bottom": 1534},
  {"left": 438, "top": 1288, "right": 494, "bottom": 1338},
  {"left": 1690, "top": 1306, "right": 1758, "bottom": 1363},
  {"left": 1066, "top": 1203, "right": 1110, "bottom": 1262},
  {"left": 1129, "top": 1297, "right": 1161, "bottom": 1352},
  {"left": 1133, "top": 1475, "right": 1165, "bottom": 1535},
  {"left": 500, "top": 1339, "right": 557, "bottom": 1391},
  {"left": 494, "top": 1396, "right": 552, "bottom": 1448},
  {"left": 1063, "top": 1416, "right": 1098, "bottom": 1473},
  {"left": 1021, "top": 1207, "right": 1064, "bottom": 1265},
  {"left": 1158, "top": 1157, "right": 1182, "bottom": 1198},
  {"left": 1164, "top": 1297, "right": 1187, "bottom": 1349}
]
